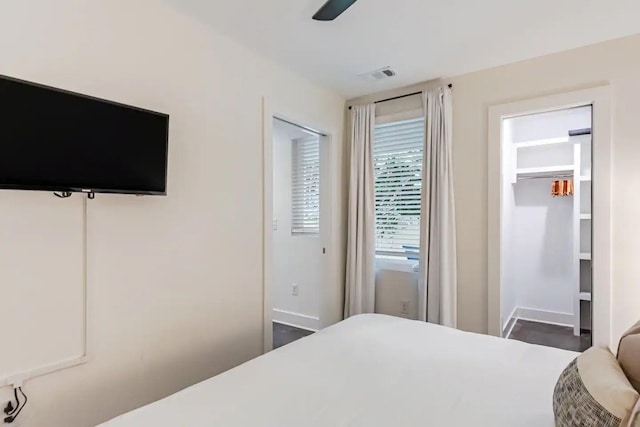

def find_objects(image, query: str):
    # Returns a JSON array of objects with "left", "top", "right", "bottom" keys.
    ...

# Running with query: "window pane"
[
  {"left": 374, "top": 118, "right": 424, "bottom": 257},
  {"left": 291, "top": 137, "right": 320, "bottom": 235}
]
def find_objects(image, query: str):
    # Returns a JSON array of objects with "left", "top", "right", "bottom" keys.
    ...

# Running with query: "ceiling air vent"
[{"left": 358, "top": 67, "right": 397, "bottom": 82}]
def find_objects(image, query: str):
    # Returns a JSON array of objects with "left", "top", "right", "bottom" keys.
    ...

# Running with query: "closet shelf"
[
  {"left": 513, "top": 137, "right": 569, "bottom": 149},
  {"left": 579, "top": 292, "right": 592, "bottom": 302},
  {"left": 580, "top": 253, "right": 592, "bottom": 261},
  {"left": 513, "top": 132, "right": 591, "bottom": 149},
  {"left": 516, "top": 165, "right": 574, "bottom": 179},
  {"left": 569, "top": 134, "right": 592, "bottom": 145},
  {"left": 580, "top": 214, "right": 592, "bottom": 220}
]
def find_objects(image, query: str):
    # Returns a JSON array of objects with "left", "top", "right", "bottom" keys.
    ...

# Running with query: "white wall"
[
  {"left": 451, "top": 34, "right": 640, "bottom": 345},
  {"left": 0, "top": 1, "right": 345, "bottom": 426},
  {"left": 512, "top": 179, "right": 574, "bottom": 316},
  {"left": 0, "top": 195, "right": 85, "bottom": 379},
  {"left": 500, "top": 121, "right": 518, "bottom": 331},
  {"left": 272, "top": 125, "right": 322, "bottom": 330},
  {"left": 509, "top": 107, "right": 592, "bottom": 143}
]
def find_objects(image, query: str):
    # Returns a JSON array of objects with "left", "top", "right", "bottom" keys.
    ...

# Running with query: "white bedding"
[{"left": 99, "top": 314, "right": 577, "bottom": 426}]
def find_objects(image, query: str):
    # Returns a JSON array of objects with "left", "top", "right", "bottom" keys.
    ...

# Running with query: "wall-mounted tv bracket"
[
  {"left": 52, "top": 192, "right": 95, "bottom": 199},
  {"left": 80, "top": 189, "right": 96, "bottom": 199}
]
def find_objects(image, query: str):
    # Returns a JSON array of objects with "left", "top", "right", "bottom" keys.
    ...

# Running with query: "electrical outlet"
[
  {"left": 401, "top": 300, "right": 410, "bottom": 315},
  {"left": 272, "top": 219, "right": 278, "bottom": 231},
  {"left": 292, "top": 283, "right": 299, "bottom": 296}
]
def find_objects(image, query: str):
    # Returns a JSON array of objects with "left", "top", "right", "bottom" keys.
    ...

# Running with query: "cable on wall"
[
  {"left": 0, "top": 195, "right": 91, "bottom": 419},
  {"left": 3, "top": 387, "right": 27, "bottom": 424}
]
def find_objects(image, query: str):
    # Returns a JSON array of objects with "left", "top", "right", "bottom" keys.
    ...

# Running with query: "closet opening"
[
  {"left": 500, "top": 106, "right": 592, "bottom": 352},
  {"left": 269, "top": 117, "right": 329, "bottom": 350}
]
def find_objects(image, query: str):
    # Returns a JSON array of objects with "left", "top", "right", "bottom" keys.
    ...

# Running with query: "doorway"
[
  {"left": 268, "top": 117, "right": 329, "bottom": 350},
  {"left": 499, "top": 106, "right": 592, "bottom": 352},
  {"left": 487, "top": 87, "right": 612, "bottom": 350}
]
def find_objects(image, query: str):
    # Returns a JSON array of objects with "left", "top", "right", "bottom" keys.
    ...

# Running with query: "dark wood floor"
[
  {"left": 273, "top": 322, "right": 314, "bottom": 349},
  {"left": 273, "top": 320, "right": 591, "bottom": 352},
  {"left": 509, "top": 319, "right": 591, "bottom": 352}
]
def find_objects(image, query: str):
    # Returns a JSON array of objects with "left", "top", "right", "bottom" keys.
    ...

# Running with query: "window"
[
  {"left": 291, "top": 137, "right": 320, "bottom": 235},
  {"left": 374, "top": 118, "right": 425, "bottom": 258}
]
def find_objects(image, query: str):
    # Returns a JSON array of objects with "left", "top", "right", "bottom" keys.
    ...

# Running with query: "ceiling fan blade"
[{"left": 312, "top": 0, "right": 358, "bottom": 21}]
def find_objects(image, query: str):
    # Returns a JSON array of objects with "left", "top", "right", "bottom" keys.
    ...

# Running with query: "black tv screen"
[{"left": 0, "top": 75, "right": 169, "bottom": 195}]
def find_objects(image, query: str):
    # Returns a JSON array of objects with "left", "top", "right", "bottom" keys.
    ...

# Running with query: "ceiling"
[{"left": 164, "top": 0, "right": 640, "bottom": 98}]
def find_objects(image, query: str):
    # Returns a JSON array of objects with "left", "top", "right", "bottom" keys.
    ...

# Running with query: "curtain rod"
[{"left": 348, "top": 83, "right": 452, "bottom": 110}]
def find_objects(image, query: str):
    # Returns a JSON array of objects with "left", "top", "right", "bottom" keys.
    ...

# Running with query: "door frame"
[
  {"left": 261, "top": 97, "right": 336, "bottom": 353},
  {"left": 487, "top": 86, "right": 612, "bottom": 349}
]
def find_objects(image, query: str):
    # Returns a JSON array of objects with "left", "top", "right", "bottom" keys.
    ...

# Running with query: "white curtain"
[
  {"left": 344, "top": 104, "right": 376, "bottom": 318},
  {"left": 418, "top": 87, "right": 457, "bottom": 327}
]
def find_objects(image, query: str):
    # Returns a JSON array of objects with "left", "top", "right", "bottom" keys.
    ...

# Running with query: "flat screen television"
[{"left": 0, "top": 75, "right": 169, "bottom": 195}]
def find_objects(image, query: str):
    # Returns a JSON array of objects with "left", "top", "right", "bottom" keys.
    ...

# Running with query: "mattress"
[{"left": 99, "top": 314, "right": 577, "bottom": 426}]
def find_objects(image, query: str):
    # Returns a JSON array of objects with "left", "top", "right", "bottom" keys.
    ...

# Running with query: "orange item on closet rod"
[{"left": 552, "top": 179, "right": 574, "bottom": 197}]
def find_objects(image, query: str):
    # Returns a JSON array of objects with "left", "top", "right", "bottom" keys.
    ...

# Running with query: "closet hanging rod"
[{"left": 517, "top": 174, "right": 574, "bottom": 181}]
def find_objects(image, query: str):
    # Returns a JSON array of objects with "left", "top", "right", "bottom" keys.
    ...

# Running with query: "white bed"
[{"left": 99, "top": 314, "right": 577, "bottom": 426}]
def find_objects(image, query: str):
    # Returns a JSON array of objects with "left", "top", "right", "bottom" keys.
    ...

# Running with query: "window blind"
[
  {"left": 374, "top": 118, "right": 425, "bottom": 257},
  {"left": 291, "top": 137, "right": 320, "bottom": 235}
]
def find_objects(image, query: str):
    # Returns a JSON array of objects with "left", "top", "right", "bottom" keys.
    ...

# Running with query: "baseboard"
[
  {"left": 272, "top": 309, "right": 320, "bottom": 332},
  {"left": 515, "top": 307, "right": 573, "bottom": 327},
  {"left": 503, "top": 307, "right": 518, "bottom": 339}
]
